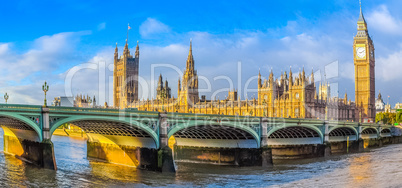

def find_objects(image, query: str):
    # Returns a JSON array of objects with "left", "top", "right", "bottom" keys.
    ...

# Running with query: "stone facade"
[
  {"left": 156, "top": 74, "right": 171, "bottom": 100},
  {"left": 74, "top": 94, "right": 96, "bottom": 108},
  {"left": 113, "top": 40, "right": 140, "bottom": 109}
]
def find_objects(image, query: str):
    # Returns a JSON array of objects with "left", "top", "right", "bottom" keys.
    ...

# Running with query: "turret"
[
  {"left": 289, "top": 66, "right": 293, "bottom": 86},
  {"left": 135, "top": 41, "right": 139, "bottom": 58},
  {"left": 123, "top": 39, "right": 130, "bottom": 56},
  {"left": 269, "top": 68, "right": 274, "bottom": 85},
  {"left": 178, "top": 78, "right": 181, "bottom": 92},
  {"left": 345, "top": 90, "right": 348, "bottom": 103},
  {"left": 258, "top": 69, "right": 261, "bottom": 89},
  {"left": 114, "top": 42, "right": 118, "bottom": 62},
  {"left": 311, "top": 68, "right": 314, "bottom": 85},
  {"left": 158, "top": 74, "right": 163, "bottom": 88}
]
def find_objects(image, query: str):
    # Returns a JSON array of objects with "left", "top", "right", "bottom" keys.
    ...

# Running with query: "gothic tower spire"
[
  {"left": 311, "top": 68, "right": 314, "bottom": 85},
  {"left": 357, "top": 0, "right": 368, "bottom": 33},
  {"left": 258, "top": 69, "right": 261, "bottom": 88},
  {"left": 135, "top": 40, "right": 139, "bottom": 58},
  {"left": 186, "top": 39, "right": 194, "bottom": 72},
  {"left": 114, "top": 42, "right": 118, "bottom": 61}
]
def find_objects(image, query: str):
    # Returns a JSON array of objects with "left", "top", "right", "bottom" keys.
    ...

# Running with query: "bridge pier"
[
  {"left": 1, "top": 107, "right": 57, "bottom": 170},
  {"left": 173, "top": 146, "right": 264, "bottom": 166},
  {"left": 3, "top": 132, "right": 56, "bottom": 170},
  {"left": 270, "top": 144, "right": 328, "bottom": 159},
  {"left": 260, "top": 118, "right": 273, "bottom": 167},
  {"left": 157, "top": 114, "right": 175, "bottom": 172},
  {"left": 327, "top": 140, "right": 362, "bottom": 154},
  {"left": 86, "top": 140, "right": 158, "bottom": 169}
]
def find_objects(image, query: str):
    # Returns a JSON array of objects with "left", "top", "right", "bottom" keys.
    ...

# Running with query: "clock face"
[{"left": 356, "top": 47, "right": 366, "bottom": 59}]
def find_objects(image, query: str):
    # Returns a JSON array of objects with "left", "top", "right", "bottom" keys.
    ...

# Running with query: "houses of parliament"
[{"left": 113, "top": 6, "right": 375, "bottom": 122}]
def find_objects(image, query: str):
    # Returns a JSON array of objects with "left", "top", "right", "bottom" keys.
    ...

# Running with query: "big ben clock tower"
[{"left": 354, "top": 3, "right": 375, "bottom": 122}]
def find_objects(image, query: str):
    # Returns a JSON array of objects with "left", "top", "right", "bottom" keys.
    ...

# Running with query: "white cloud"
[
  {"left": 367, "top": 5, "right": 402, "bottom": 35},
  {"left": 98, "top": 22, "right": 106, "bottom": 31},
  {"left": 139, "top": 18, "right": 170, "bottom": 38},
  {"left": 376, "top": 48, "right": 402, "bottom": 81},
  {"left": 0, "top": 43, "right": 10, "bottom": 55},
  {"left": 0, "top": 31, "right": 92, "bottom": 104}
]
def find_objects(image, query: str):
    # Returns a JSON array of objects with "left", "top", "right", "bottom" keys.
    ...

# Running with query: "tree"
[
  {"left": 396, "top": 111, "right": 402, "bottom": 124},
  {"left": 376, "top": 112, "right": 397, "bottom": 125},
  {"left": 376, "top": 113, "right": 385, "bottom": 123}
]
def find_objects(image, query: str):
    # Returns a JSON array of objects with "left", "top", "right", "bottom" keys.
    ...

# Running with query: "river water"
[{"left": 1, "top": 128, "right": 402, "bottom": 187}]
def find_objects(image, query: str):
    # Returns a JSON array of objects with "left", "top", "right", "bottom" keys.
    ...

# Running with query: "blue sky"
[{"left": 0, "top": 0, "right": 402, "bottom": 106}]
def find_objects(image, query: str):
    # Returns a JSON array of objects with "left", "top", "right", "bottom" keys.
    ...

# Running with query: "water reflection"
[{"left": 348, "top": 155, "right": 375, "bottom": 186}]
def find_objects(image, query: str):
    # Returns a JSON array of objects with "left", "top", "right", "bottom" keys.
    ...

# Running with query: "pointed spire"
[
  {"left": 158, "top": 74, "right": 163, "bottom": 88},
  {"left": 289, "top": 66, "right": 293, "bottom": 86},
  {"left": 378, "top": 90, "right": 382, "bottom": 100},
  {"left": 178, "top": 78, "right": 181, "bottom": 91},
  {"left": 190, "top": 38, "right": 192, "bottom": 52},
  {"left": 135, "top": 40, "right": 139, "bottom": 58},
  {"left": 345, "top": 89, "right": 348, "bottom": 101},
  {"left": 114, "top": 42, "right": 118, "bottom": 61},
  {"left": 123, "top": 39, "right": 130, "bottom": 56},
  {"left": 258, "top": 69, "right": 262, "bottom": 88},
  {"left": 186, "top": 39, "right": 194, "bottom": 72},
  {"left": 358, "top": 0, "right": 365, "bottom": 23},
  {"left": 357, "top": 0, "right": 368, "bottom": 33},
  {"left": 311, "top": 67, "right": 314, "bottom": 84}
]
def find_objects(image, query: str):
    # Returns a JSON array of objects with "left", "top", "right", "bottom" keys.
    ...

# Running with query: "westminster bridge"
[{"left": 0, "top": 104, "right": 400, "bottom": 172}]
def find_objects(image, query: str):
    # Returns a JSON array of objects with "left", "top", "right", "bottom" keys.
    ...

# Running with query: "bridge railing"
[
  {"left": 48, "top": 106, "right": 160, "bottom": 118},
  {"left": 0, "top": 104, "right": 42, "bottom": 112}
]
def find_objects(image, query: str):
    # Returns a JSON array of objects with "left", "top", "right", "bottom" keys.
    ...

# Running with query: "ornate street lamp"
[
  {"left": 4, "top": 93, "right": 9, "bottom": 104},
  {"left": 42, "top": 81, "right": 49, "bottom": 107}
]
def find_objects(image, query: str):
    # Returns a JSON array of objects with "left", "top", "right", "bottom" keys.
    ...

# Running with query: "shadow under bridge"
[{"left": 167, "top": 120, "right": 261, "bottom": 148}]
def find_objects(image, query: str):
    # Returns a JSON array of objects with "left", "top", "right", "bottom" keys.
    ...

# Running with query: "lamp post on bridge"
[
  {"left": 4, "top": 93, "right": 9, "bottom": 104},
  {"left": 42, "top": 81, "right": 49, "bottom": 107}
]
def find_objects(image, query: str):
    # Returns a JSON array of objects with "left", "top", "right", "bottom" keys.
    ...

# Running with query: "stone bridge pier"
[{"left": 2, "top": 107, "right": 56, "bottom": 170}]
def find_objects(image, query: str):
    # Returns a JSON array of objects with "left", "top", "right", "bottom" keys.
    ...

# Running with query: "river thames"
[{"left": 1, "top": 128, "right": 402, "bottom": 187}]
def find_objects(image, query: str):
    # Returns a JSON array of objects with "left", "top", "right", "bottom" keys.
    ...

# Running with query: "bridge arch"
[
  {"left": 167, "top": 121, "right": 260, "bottom": 148},
  {"left": 50, "top": 116, "right": 160, "bottom": 148},
  {"left": 328, "top": 126, "right": 358, "bottom": 142},
  {"left": 267, "top": 125, "right": 324, "bottom": 145},
  {"left": 0, "top": 112, "right": 42, "bottom": 141},
  {"left": 361, "top": 127, "right": 379, "bottom": 139},
  {"left": 380, "top": 128, "right": 392, "bottom": 137}
]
